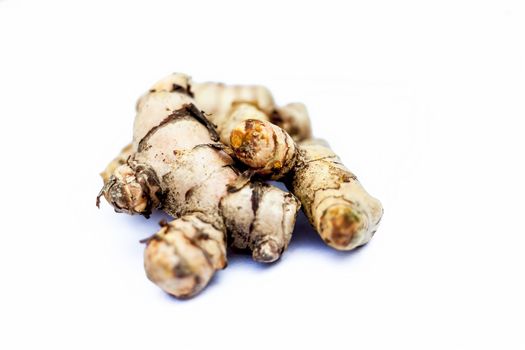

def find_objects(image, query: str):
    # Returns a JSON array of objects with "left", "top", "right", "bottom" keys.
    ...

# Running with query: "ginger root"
[
  {"left": 143, "top": 215, "right": 226, "bottom": 298},
  {"left": 230, "top": 119, "right": 383, "bottom": 251},
  {"left": 98, "top": 72, "right": 382, "bottom": 298},
  {"left": 99, "top": 74, "right": 300, "bottom": 298},
  {"left": 291, "top": 139, "right": 383, "bottom": 250}
]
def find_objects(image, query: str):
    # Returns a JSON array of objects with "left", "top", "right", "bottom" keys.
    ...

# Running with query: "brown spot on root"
[
  {"left": 245, "top": 119, "right": 255, "bottom": 130},
  {"left": 231, "top": 119, "right": 272, "bottom": 168},
  {"left": 248, "top": 182, "right": 270, "bottom": 235},
  {"left": 327, "top": 167, "right": 357, "bottom": 183},
  {"left": 269, "top": 109, "right": 284, "bottom": 125},
  {"left": 132, "top": 163, "right": 164, "bottom": 218},
  {"left": 186, "top": 82, "right": 194, "bottom": 97},
  {"left": 173, "top": 263, "right": 193, "bottom": 279},
  {"left": 250, "top": 182, "right": 263, "bottom": 215},
  {"left": 171, "top": 83, "right": 194, "bottom": 97},
  {"left": 197, "top": 232, "right": 210, "bottom": 240},
  {"left": 193, "top": 275, "right": 202, "bottom": 291},
  {"left": 185, "top": 186, "right": 195, "bottom": 201}
]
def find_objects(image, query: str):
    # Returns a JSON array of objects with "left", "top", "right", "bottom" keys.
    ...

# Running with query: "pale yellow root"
[
  {"left": 292, "top": 139, "right": 383, "bottom": 250},
  {"left": 144, "top": 215, "right": 226, "bottom": 298},
  {"left": 100, "top": 74, "right": 300, "bottom": 297},
  {"left": 228, "top": 118, "right": 383, "bottom": 251},
  {"left": 230, "top": 118, "right": 297, "bottom": 179}
]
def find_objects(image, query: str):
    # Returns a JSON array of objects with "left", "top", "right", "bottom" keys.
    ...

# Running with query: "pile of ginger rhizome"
[{"left": 97, "top": 73, "right": 383, "bottom": 299}]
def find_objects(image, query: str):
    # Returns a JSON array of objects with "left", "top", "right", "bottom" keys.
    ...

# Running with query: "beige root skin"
[
  {"left": 228, "top": 119, "right": 382, "bottom": 251},
  {"left": 221, "top": 182, "right": 299, "bottom": 263},
  {"left": 230, "top": 118, "right": 297, "bottom": 179},
  {"left": 293, "top": 139, "right": 383, "bottom": 250},
  {"left": 100, "top": 76, "right": 300, "bottom": 297},
  {"left": 144, "top": 215, "right": 226, "bottom": 298}
]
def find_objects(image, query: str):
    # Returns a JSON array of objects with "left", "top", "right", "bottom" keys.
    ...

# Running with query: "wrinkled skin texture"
[
  {"left": 221, "top": 182, "right": 298, "bottom": 262},
  {"left": 230, "top": 117, "right": 297, "bottom": 179},
  {"left": 228, "top": 118, "right": 383, "bottom": 251},
  {"left": 99, "top": 72, "right": 383, "bottom": 298},
  {"left": 291, "top": 139, "right": 383, "bottom": 250},
  {"left": 144, "top": 215, "right": 226, "bottom": 298},
  {"left": 100, "top": 74, "right": 300, "bottom": 298}
]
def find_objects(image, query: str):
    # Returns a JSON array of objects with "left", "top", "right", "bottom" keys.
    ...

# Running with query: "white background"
[{"left": 1, "top": 0, "right": 524, "bottom": 349}]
